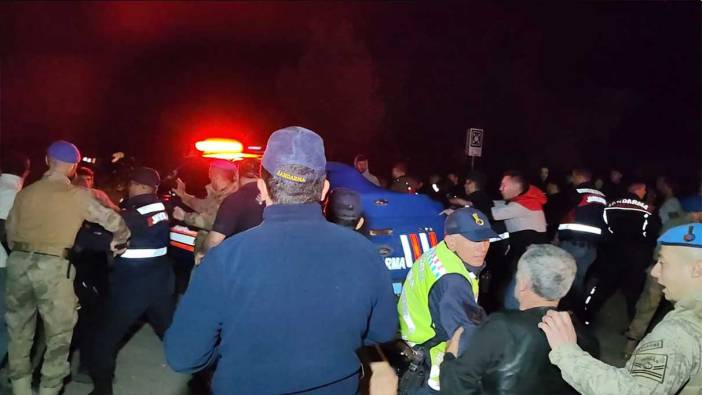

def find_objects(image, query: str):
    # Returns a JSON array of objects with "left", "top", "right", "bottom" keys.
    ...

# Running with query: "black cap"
[
  {"left": 329, "top": 188, "right": 362, "bottom": 221},
  {"left": 130, "top": 167, "right": 160, "bottom": 189}
]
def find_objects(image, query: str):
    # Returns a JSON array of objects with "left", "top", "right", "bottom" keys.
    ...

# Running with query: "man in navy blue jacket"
[{"left": 165, "top": 126, "right": 398, "bottom": 394}]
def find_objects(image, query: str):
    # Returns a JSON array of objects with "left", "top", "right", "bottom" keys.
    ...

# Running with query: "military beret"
[{"left": 658, "top": 223, "right": 702, "bottom": 248}]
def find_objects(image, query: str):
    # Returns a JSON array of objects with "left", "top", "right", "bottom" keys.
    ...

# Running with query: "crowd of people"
[{"left": 0, "top": 126, "right": 700, "bottom": 395}]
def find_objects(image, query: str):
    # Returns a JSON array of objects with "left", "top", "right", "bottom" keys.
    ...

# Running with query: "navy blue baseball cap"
[
  {"left": 47, "top": 140, "right": 81, "bottom": 164},
  {"left": 329, "top": 188, "right": 362, "bottom": 221},
  {"left": 130, "top": 167, "right": 161, "bottom": 188},
  {"left": 445, "top": 207, "right": 498, "bottom": 241},
  {"left": 658, "top": 223, "right": 702, "bottom": 248},
  {"left": 262, "top": 126, "right": 326, "bottom": 183}
]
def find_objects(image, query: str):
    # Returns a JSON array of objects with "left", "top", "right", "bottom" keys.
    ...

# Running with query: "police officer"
[
  {"left": 557, "top": 168, "right": 607, "bottom": 303},
  {"left": 5, "top": 141, "right": 130, "bottom": 395},
  {"left": 87, "top": 167, "right": 175, "bottom": 395},
  {"left": 539, "top": 222, "right": 702, "bottom": 394},
  {"left": 398, "top": 207, "right": 497, "bottom": 394},
  {"left": 584, "top": 180, "right": 661, "bottom": 322}
]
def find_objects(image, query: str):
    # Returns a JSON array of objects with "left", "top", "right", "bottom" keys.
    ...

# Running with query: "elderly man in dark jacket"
[{"left": 440, "top": 244, "right": 598, "bottom": 394}]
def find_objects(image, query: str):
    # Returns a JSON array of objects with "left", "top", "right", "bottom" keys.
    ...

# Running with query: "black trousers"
[
  {"left": 584, "top": 242, "right": 654, "bottom": 321},
  {"left": 71, "top": 250, "right": 110, "bottom": 369},
  {"left": 87, "top": 256, "right": 176, "bottom": 380}
]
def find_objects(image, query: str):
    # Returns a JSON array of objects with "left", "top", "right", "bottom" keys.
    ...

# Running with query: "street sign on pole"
[{"left": 466, "top": 128, "right": 484, "bottom": 157}]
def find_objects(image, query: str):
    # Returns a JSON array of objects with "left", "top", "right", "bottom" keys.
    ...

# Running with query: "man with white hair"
[{"left": 440, "top": 244, "right": 597, "bottom": 394}]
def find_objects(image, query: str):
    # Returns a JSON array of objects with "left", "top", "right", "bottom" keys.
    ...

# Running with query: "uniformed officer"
[
  {"left": 557, "top": 168, "right": 607, "bottom": 302},
  {"left": 539, "top": 222, "right": 702, "bottom": 395},
  {"left": 398, "top": 207, "right": 497, "bottom": 394},
  {"left": 87, "top": 167, "right": 175, "bottom": 395},
  {"left": 5, "top": 140, "right": 130, "bottom": 395}
]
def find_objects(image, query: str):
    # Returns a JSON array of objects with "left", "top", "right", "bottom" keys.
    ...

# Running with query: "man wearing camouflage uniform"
[
  {"left": 539, "top": 222, "right": 702, "bottom": 395},
  {"left": 5, "top": 141, "right": 130, "bottom": 395},
  {"left": 623, "top": 196, "right": 701, "bottom": 357},
  {"left": 172, "top": 159, "right": 237, "bottom": 263}
]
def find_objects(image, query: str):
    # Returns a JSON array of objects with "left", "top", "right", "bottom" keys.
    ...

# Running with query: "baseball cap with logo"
[
  {"left": 262, "top": 126, "right": 326, "bottom": 183},
  {"left": 444, "top": 207, "right": 498, "bottom": 241}
]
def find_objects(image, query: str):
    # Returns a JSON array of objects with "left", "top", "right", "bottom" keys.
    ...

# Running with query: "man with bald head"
[{"left": 539, "top": 223, "right": 702, "bottom": 395}]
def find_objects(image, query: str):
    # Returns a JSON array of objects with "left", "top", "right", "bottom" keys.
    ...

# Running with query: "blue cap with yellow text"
[
  {"left": 658, "top": 223, "right": 702, "bottom": 249},
  {"left": 444, "top": 207, "right": 498, "bottom": 242}
]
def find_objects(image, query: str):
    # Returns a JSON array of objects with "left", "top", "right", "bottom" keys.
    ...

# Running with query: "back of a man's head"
[
  {"left": 261, "top": 126, "right": 327, "bottom": 205},
  {"left": 238, "top": 158, "right": 260, "bottom": 180},
  {"left": 571, "top": 168, "right": 592, "bottom": 184},
  {"left": 327, "top": 188, "right": 363, "bottom": 229},
  {"left": 517, "top": 244, "right": 576, "bottom": 301},
  {"left": 1, "top": 152, "right": 30, "bottom": 177}
]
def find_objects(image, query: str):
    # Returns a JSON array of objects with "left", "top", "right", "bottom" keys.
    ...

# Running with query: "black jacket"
[
  {"left": 440, "top": 307, "right": 598, "bottom": 395},
  {"left": 603, "top": 194, "right": 660, "bottom": 245},
  {"left": 558, "top": 182, "right": 607, "bottom": 243}
]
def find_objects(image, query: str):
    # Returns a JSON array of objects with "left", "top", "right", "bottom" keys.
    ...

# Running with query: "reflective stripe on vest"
[
  {"left": 558, "top": 223, "right": 602, "bottom": 235},
  {"left": 576, "top": 188, "right": 605, "bottom": 197},
  {"left": 121, "top": 247, "right": 168, "bottom": 259},
  {"left": 137, "top": 202, "right": 166, "bottom": 215},
  {"left": 398, "top": 241, "right": 479, "bottom": 391}
]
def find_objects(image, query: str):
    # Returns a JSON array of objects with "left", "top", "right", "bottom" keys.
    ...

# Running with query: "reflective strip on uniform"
[
  {"left": 586, "top": 196, "right": 607, "bottom": 205},
  {"left": 121, "top": 247, "right": 168, "bottom": 258},
  {"left": 136, "top": 202, "right": 166, "bottom": 215},
  {"left": 577, "top": 188, "right": 605, "bottom": 196},
  {"left": 489, "top": 232, "right": 510, "bottom": 243},
  {"left": 170, "top": 232, "right": 196, "bottom": 246},
  {"left": 558, "top": 223, "right": 602, "bottom": 235},
  {"left": 400, "top": 235, "right": 414, "bottom": 268},
  {"left": 418, "top": 233, "right": 431, "bottom": 252}
]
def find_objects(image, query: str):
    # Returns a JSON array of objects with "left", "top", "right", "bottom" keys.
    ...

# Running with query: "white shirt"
[
  {"left": 659, "top": 197, "right": 683, "bottom": 226},
  {"left": 0, "top": 173, "right": 24, "bottom": 268}
]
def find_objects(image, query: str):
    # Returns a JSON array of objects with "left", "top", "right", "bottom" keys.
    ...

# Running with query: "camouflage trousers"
[
  {"left": 626, "top": 268, "right": 663, "bottom": 341},
  {"left": 5, "top": 251, "right": 78, "bottom": 388}
]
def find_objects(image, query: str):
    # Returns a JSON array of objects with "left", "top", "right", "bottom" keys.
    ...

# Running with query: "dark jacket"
[
  {"left": 440, "top": 307, "right": 598, "bottom": 395},
  {"left": 558, "top": 182, "right": 607, "bottom": 243},
  {"left": 164, "top": 203, "right": 397, "bottom": 395},
  {"left": 603, "top": 194, "right": 660, "bottom": 245},
  {"left": 119, "top": 193, "right": 170, "bottom": 251}
]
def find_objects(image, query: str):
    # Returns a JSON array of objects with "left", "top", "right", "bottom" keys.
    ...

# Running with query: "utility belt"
[
  {"left": 12, "top": 242, "right": 71, "bottom": 259},
  {"left": 398, "top": 337, "right": 441, "bottom": 394}
]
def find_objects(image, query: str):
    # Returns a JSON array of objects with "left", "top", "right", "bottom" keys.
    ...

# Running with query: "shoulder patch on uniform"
[
  {"left": 630, "top": 353, "right": 668, "bottom": 383},
  {"left": 637, "top": 340, "right": 663, "bottom": 352}
]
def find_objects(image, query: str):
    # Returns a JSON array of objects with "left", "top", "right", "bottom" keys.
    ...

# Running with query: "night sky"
[{"left": 1, "top": 2, "right": 700, "bottom": 190}]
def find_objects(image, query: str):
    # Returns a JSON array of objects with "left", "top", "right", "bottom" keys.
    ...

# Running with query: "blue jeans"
[
  {"left": 560, "top": 240, "right": 597, "bottom": 299},
  {"left": 0, "top": 267, "right": 7, "bottom": 364}
]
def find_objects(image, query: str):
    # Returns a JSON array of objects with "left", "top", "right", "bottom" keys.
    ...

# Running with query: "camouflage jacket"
[
  {"left": 550, "top": 291, "right": 702, "bottom": 395},
  {"left": 182, "top": 182, "right": 238, "bottom": 231}
]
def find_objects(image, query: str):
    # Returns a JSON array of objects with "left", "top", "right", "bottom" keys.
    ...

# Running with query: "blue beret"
[
  {"left": 47, "top": 140, "right": 81, "bottom": 164},
  {"left": 681, "top": 196, "right": 702, "bottom": 213},
  {"left": 658, "top": 223, "right": 702, "bottom": 249},
  {"left": 262, "top": 126, "right": 326, "bottom": 182}
]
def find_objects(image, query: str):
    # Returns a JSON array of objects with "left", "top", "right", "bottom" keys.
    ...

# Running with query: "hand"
[
  {"left": 111, "top": 152, "right": 125, "bottom": 163},
  {"left": 172, "top": 178, "right": 187, "bottom": 199},
  {"left": 537, "top": 310, "right": 578, "bottom": 350},
  {"left": 110, "top": 240, "right": 128, "bottom": 257},
  {"left": 440, "top": 208, "right": 455, "bottom": 216},
  {"left": 173, "top": 206, "right": 186, "bottom": 221},
  {"left": 449, "top": 198, "right": 471, "bottom": 207},
  {"left": 194, "top": 252, "right": 205, "bottom": 266},
  {"left": 445, "top": 326, "right": 464, "bottom": 357}
]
